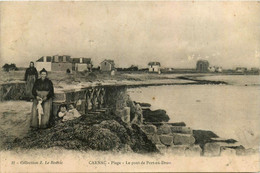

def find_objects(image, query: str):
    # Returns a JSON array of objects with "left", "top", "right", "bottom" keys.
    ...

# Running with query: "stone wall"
[
  {"left": 140, "top": 123, "right": 252, "bottom": 156},
  {"left": 140, "top": 123, "right": 201, "bottom": 156}
]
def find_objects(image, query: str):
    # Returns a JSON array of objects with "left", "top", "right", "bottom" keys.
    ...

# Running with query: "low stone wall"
[
  {"left": 140, "top": 123, "right": 201, "bottom": 156},
  {"left": 140, "top": 123, "right": 252, "bottom": 156},
  {"left": 0, "top": 82, "right": 26, "bottom": 101}
]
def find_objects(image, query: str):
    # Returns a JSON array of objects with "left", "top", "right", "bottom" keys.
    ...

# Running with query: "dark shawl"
[
  {"left": 24, "top": 67, "right": 38, "bottom": 81},
  {"left": 32, "top": 78, "right": 54, "bottom": 99}
]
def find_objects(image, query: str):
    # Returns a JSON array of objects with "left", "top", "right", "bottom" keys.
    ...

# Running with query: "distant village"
[{"left": 2, "top": 55, "right": 260, "bottom": 75}]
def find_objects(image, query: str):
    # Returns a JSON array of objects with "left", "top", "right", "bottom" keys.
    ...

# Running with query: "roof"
[
  {"left": 36, "top": 56, "right": 52, "bottom": 62},
  {"left": 197, "top": 60, "right": 209, "bottom": 65},
  {"left": 148, "top": 62, "right": 161, "bottom": 66},
  {"left": 101, "top": 59, "right": 115, "bottom": 66},
  {"left": 36, "top": 55, "right": 72, "bottom": 63},
  {"left": 72, "top": 58, "right": 92, "bottom": 64}
]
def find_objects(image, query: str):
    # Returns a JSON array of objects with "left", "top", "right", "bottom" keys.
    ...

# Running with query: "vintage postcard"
[{"left": 0, "top": 1, "right": 259, "bottom": 172}]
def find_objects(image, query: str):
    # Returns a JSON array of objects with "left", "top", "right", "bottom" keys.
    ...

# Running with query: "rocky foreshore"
[{"left": 4, "top": 98, "right": 257, "bottom": 157}]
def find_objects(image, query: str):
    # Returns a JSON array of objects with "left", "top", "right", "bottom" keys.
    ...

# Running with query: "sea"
[{"left": 128, "top": 75, "right": 260, "bottom": 149}]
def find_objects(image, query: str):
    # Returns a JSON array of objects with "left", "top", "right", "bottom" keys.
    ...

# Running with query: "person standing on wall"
[
  {"left": 31, "top": 68, "right": 54, "bottom": 129},
  {"left": 24, "top": 61, "right": 38, "bottom": 101}
]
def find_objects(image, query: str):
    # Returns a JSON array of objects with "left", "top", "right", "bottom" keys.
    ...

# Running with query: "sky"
[{"left": 0, "top": 1, "right": 259, "bottom": 69}]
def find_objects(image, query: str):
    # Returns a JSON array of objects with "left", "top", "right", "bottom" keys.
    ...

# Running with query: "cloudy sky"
[{"left": 0, "top": 1, "right": 259, "bottom": 68}]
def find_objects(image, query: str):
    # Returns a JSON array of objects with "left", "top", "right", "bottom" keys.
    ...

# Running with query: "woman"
[
  {"left": 31, "top": 68, "right": 54, "bottom": 129},
  {"left": 24, "top": 62, "right": 38, "bottom": 100}
]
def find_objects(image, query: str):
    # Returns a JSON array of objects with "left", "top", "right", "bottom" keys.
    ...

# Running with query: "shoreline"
[{"left": 0, "top": 74, "right": 258, "bottom": 158}]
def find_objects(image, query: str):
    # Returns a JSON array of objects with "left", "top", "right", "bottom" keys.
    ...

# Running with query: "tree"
[{"left": 2, "top": 63, "right": 18, "bottom": 71}]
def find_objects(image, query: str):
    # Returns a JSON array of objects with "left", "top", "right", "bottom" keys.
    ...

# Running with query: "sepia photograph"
[{"left": 0, "top": 1, "right": 259, "bottom": 172}]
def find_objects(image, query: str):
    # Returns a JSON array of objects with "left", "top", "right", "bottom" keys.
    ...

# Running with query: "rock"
[
  {"left": 159, "top": 135, "right": 173, "bottom": 146},
  {"left": 147, "top": 134, "right": 161, "bottom": 144},
  {"left": 168, "top": 122, "right": 186, "bottom": 127},
  {"left": 185, "top": 145, "right": 202, "bottom": 157},
  {"left": 215, "top": 142, "right": 242, "bottom": 148},
  {"left": 134, "top": 102, "right": 151, "bottom": 108},
  {"left": 140, "top": 125, "right": 157, "bottom": 135},
  {"left": 211, "top": 137, "right": 237, "bottom": 143},
  {"left": 156, "top": 144, "right": 167, "bottom": 153},
  {"left": 172, "top": 133, "right": 195, "bottom": 145},
  {"left": 192, "top": 130, "right": 219, "bottom": 148},
  {"left": 220, "top": 147, "right": 236, "bottom": 156},
  {"left": 236, "top": 148, "right": 257, "bottom": 156},
  {"left": 131, "top": 104, "right": 143, "bottom": 125},
  {"left": 170, "top": 145, "right": 187, "bottom": 156},
  {"left": 203, "top": 143, "right": 221, "bottom": 156},
  {"left": 170, "top": 126, "right": 193, "bottom": 134},
  {"left": 129, "top": 124, "right": 159, "bottom": 153},
  {"left": 157, "top": 124, "right": 171, "bottom": 135},
  {"left": 121, "top": 107, "right": 130, "bottom": 123},
  {"left": 142, "top": 109, "right": 170, "bottom": 122}
]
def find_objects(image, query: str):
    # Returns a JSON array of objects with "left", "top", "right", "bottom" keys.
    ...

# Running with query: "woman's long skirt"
[
  {"left": 31, "top": 98, "right": 53, "bottom": 129},
  {"left": 25, "top": 75, "right": 36, "bottom": 99}
]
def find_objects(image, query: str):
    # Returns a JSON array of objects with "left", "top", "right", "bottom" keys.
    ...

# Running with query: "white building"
[
  {"left": 72, "top": 58, "right": 92, "bottom": 72},
  {"left": 35, "top": 56, "right": 52, "bottom": 71},
  {"left": 148, "top": 62, "right": 161, "bottom": 72},
  {"left": 35, "top": 55, "right": 72, "bottom": 72}
]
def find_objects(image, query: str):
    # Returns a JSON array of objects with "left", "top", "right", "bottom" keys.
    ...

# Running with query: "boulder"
[
  {"left": 203, "top": 143, "right": 221, "bottom": 157},
  {"left": 140, "top": 125, "right": 157, "bottom": 135},
  {"left": 157, "top": 124, "right": 171, "bottom": 135},
  {"left": 131, "top": 104, "right": 143, "bottom": 125},
  {"left": 156, "top": 144, "right": 167, "bottom": 153},
  {"left": 170, "top": 126, "right": 193, "bottom": 134},
  {"left": 159, "top": 135, "right": 173, "bottom": 146},
  {"left": 170, "top": 145, "right": 187, "bottom": 156},
  {"left": 147, "top": 134, "right": 161, "bottom": 144},
  {"left": 220, "top": 147, "right": 236, "bottom": 156},
  {"left": 185, "top": 145, "right": 202, "bottom": 157},
  {"left": 142, "top": 109, "right": 170, "bottom": 122},
  {"left": 236, "top": 148, "right": 257, "bottom": 156},
  {"left": 168, "top": 122, "right": 186, "bottom": 127},
  {"left": 134, "top": 102, "right": 151, "bottom": 108},
  {"left": 121, "top": 107, "right": 130, "bottom": 123},
  {"left": 172, "top": 133, "right": 195, "bottom": 145}
]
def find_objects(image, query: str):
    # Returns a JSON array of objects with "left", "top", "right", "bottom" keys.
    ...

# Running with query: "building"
[
  {"left": 208, "top": 66, "right": 216, "bottom": 72},
  {"left": 100, "top": 59, "right": 115, "bottom": 72},
  {"left": 208, "top": 66, "right": 222, "bottom": 73},
  {"left": 250, "top": 68, "right": 260, "bottom": 75},
  {"left": 148, "top": 62, "right": 161, "bottom": 72},
  {"left": 196, "top": 60, "right": 209, "bottom": 72},
  {"left": 35, "top": 55, "right": 72, "bottom": 72},
  {"left": 216, "top": 67, "right": 223, "bottom": 73},
  {"left": 236, "top": 67, "right": 247, "bottom": 73},
  {"left": 35, "top": 56, "right": 52, "bottom": 71},
  {"left": 72, "top": 58, "right": 92, "bottom": 72}
]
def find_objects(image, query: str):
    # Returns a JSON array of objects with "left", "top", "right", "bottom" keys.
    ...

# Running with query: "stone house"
[
  {"left": 148, "top": 62, "right": 161, "bottom": 72},
  {"left": 35, "top": 55, "right": 73, "bottom": 72},
  {"left": 100, "top": 59, "right": 115, "bottom": 72},
  {"left": 196, "top": 60, "right": 209, "bottom": 72},
  {"left": 72, "top": 58, "right": 93, "bottom": 72}
]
